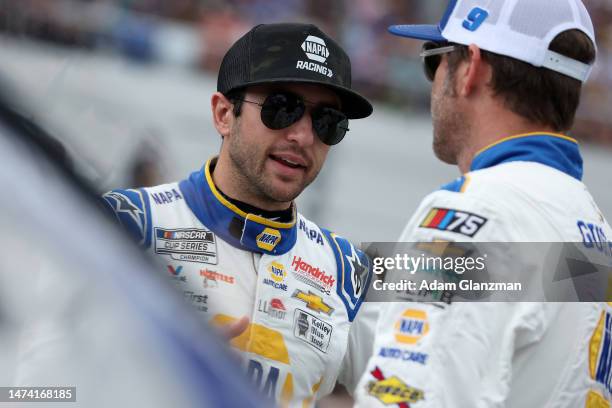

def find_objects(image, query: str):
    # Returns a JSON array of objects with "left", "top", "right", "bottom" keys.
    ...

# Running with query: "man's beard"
[
  {"left": 431, "top": 74, "right": 468, "bottom": 165},
  {"left": 227, "top": 123, "right": 314, "bottom": 205}
]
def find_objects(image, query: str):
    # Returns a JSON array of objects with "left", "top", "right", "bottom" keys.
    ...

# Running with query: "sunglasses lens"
[
  {"left": 257, "top": 92, "right": 348, "bottom": 145},
  {"left": 421, "top": 42, "right": 443, "bottom": 82},
  {"left": 312, "top": 107, "right": 348, "bottom": 145},
  {"left": 260, "top": 93, "right": 305, "bottom": 130},
  {"left": 424, "top": 55, "right": 441, "bottom": 81}
]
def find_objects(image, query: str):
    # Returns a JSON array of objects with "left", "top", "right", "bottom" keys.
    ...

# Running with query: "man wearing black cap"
[
  {"left": 355, "top": 1, "right": 611, "bottom": 407},
  {"left": 103, "top": 23, "right": 376, "bottom": 405}
]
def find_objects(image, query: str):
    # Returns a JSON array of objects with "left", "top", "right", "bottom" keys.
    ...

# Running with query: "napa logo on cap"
[
  {"left": 301, "top": 35, "right": 329, "bottom": 63},
  {"left": 256, "top": 227, "right": 281, "bottom": 251},
  {"left": 394, "top": 309, "right": 429, "bottom": 345},
  {"left": 297, "top": 35, "right": 334, "bottom": 78}
]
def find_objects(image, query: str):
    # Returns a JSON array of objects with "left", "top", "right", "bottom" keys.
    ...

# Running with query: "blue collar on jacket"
[
  {"left": 179, "top": 158, "right": 297, "bottom": 255},
  {"left": 470, "top": 133, "right": 583, "bottom": 180}
]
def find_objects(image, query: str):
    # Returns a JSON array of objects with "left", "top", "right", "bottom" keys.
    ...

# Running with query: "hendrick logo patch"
[{"left": 291, "top": 255, "right": 335, "bottom": 294}]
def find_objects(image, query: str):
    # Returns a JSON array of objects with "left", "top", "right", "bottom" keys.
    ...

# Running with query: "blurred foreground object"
[{"left": 0, "top": 82, "right": 262, "bottom": 408}]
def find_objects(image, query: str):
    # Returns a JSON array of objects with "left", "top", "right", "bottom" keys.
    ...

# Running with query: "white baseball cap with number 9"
[{"left": 389, "top": 0, "right": 597, "bottom": 82}]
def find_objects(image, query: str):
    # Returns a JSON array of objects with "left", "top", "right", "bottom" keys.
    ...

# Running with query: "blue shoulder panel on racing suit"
[
  {"left": 321, "top": 229, "right": 373, "bottom": 322},
  {"left": 102, "top": 188, "right": 153, "bottom": 248},
  {"left": 440, "top": 176, "right": 467, "bottom": 193}
]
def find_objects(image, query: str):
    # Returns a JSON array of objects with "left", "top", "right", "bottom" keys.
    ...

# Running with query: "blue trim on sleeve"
[
  {"left": 139, "top": 188, "right": 153, "bottom": 248},
  {"left": 321, "top": 229, "right": 372, "bottom": 322},
  {"left": 102, "top": 188, "right": 152, "bottom": 248}
]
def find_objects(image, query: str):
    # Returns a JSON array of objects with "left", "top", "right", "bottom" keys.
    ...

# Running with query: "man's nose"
[{"left": 285, "top": 111, "right": 316, "bottom": 146}]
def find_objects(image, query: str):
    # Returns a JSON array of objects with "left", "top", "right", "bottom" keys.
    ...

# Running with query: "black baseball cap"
[{"left": 217, "top": 23, "right": 373, "bottom": 119}]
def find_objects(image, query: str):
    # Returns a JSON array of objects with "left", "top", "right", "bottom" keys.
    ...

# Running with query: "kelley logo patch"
[{"left": 293, "top": 308, "right": 332, "bottom": 353}]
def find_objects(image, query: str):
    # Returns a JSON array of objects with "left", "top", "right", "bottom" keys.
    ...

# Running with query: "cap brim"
[
  {"left": 235, "top": 78, "right": 373, "bottom": 119},
  {"left": 388, "top": 24, "right": 447, "bottom": 42}
]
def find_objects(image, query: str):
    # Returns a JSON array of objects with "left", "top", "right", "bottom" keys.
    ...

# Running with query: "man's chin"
[
  {"left": 433, "top": 151, "right": 458, "bottom": 165},
  {"left": 433, "top": 139, "right": 458, "bottom": 165},
  {"left": 265, "top": 180, "right": 305, "bottom": 204}
]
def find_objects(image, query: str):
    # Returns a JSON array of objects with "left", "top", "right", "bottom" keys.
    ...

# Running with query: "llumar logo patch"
[
  {"left": 367, "top": 367, "right": 424, "bottom": 407},
  {"left": 256, "top": 228, "right": 281, "bottom": 251}
]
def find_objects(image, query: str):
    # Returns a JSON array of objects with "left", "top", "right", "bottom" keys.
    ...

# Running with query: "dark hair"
[
  {"left": 446, "top": 30, "right": 596, "bottom": 131},
  {"left": 224, "top": 89, "right": 246, "bottom": 117}
]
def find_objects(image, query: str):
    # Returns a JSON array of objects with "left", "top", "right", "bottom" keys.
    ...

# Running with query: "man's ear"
[
  {"left": 459, "top": 44, "right": 490, "bottom": 97},
  {"left": 211, "top": 92, "right": 234, "bottom": 138}
]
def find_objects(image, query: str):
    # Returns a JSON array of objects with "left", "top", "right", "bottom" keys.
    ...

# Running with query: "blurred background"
[{"left": 0, "top": 0, "right": 610, "bottom": 241}]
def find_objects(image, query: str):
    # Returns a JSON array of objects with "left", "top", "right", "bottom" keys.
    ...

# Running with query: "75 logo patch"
[{"left": 420, "top": 208, "right": 487, "bottom": 238}]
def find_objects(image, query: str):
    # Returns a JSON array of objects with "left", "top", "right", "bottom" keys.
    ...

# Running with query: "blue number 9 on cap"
[{"left": 462, "top": 7, "right": 489, "bottom": 32}]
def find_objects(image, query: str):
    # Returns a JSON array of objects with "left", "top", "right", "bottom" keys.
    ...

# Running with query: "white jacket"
[
  {"left": 355, "top": 133, "right": 612, "bottom": 407},
  {"left": 103, "top": 158, "right": 375, "bottom": 407}
]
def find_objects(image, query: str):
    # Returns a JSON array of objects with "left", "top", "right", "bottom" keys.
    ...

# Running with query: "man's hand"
[{"left": 219, "top": 316, "right": 249, "bottom": 340}]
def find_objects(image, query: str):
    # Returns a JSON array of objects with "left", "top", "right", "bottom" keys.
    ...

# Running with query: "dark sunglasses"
[
  {"left": 420, "top": 42, "right": 457, "bottom": 82},
  {"left": 238, "top": 92, "right": 349, "bottom": 146}
]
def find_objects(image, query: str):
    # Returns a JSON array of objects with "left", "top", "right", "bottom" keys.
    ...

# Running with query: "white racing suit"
[
  {"left": 355, "top": 133, "right": 612, "bottom": 407},
  {"left": 103, "top": 158, "right": 375, "bottom": 407}
]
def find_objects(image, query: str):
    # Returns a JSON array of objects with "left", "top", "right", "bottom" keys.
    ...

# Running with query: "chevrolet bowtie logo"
[{"left": 292, "top": 290, "right": 334, "bottom": 315}]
